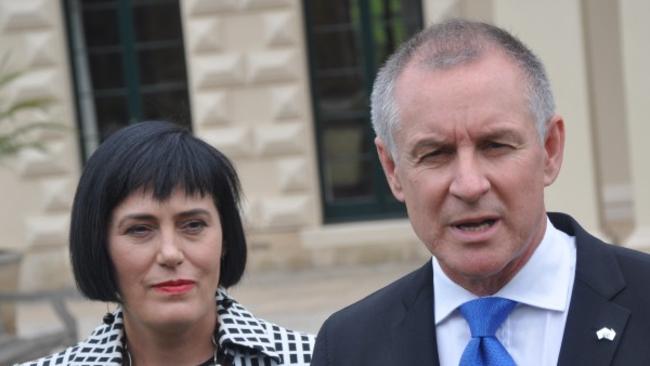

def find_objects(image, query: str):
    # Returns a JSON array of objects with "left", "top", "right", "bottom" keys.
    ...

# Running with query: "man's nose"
[
  {"left": 449, "top": 153, "right": 490, "bottom": 203},
  {"left": 157, "top": 231, "right": 184, "bottom": 267}
]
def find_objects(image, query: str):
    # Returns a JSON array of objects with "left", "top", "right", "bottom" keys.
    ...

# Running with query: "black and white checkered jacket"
[{"left": 18, "top": 287, "right": 314, "bottom": 366}]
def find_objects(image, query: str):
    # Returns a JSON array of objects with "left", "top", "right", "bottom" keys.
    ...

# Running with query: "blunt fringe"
[{"left": 70, "top": 121, "right": 247, "bottom": 302}]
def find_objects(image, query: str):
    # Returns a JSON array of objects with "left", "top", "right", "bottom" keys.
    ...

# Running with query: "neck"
[{"left": 122, "top": 310, "right": 217, "bottom": 366}]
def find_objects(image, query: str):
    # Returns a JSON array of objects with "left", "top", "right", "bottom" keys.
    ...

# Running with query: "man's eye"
[
  {"left": 421, "top": 148, "right": 452, "bottom": 161},
  {"left": 182, "top": 220, "right": 207, "bottom": 234},
  {"left": 485, "top": 142, "right": 511, "bottom": 150}
]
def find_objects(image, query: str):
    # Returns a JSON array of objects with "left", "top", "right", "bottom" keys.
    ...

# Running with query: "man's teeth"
[{"left": 457, "top": 220, "right": 494, "bottom": 231}]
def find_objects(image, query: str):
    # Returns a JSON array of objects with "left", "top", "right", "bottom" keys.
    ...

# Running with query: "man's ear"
[
  {"left": 375, "top": 137, "right": 405, "bottom": 202},
  {"left": 543, "top": 115, "right": 565, "bottom": 186}
]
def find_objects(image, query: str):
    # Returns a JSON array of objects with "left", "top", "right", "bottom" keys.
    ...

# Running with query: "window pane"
[
  {"left": 309, "top": 1, "right": 357, "bottom": 26},
  {"left": 95, "top": 95, "right": 129, "bottom": 140},
  {"left": 323, "top": 126, "right": 373, "bottom": 200},
  {"left": 141, "top": 88, "right": 191, "bottom": 125},
  {"left": 81, "top": 6, "right": 120, "bottom": 48},
  {"left": 133, "top": 2, "right": 183, "bottom": 43},
  {"left": 137, "top": 45, "right": 187, "bottom": 85},
  {"left": 87, "top": 51, "right": 125, "bottom": 90},
  {"left": 317, "top": 75, "right": 367, "bottom": 121},
  {"left": 312, "top": 29, "right": 361, "bottom": 70}
]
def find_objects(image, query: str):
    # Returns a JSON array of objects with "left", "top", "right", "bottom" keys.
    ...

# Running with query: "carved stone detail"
[
  {"left": 195, "top": 54, "right": 246, "bottom": 88},
  {"left": 270, "top": 85, "right": 301, "bottom": 120},
  {"left": 187, "top": 0, "right": 240, "bottom": 15},
  {"left": 41, "top": 178, "right": 74, "bottom": 213},
  {"left": 277, "top": 157, "right": 308, "bottom": 192},
  {"left": 25, "top": 215, "right": 68, "bottom": 249},
  {"left": 24, "top": 31, "right": 57, "bottom": 67},
  {"left": 201, "top": 127, "right": 252, "bottom": 158},
  {"left": 247, "top": 50, "right": 297, "bottom": 83},
  {"left": 0, "top": 0, "right": 52, "bottom": 31},
  {"left": 263, "top": 11, "right": 296, "bottom": 47},
  {"left": 254, "top": 123, "right": 304, "bottom": 156},
  {"left": 195, "top": 91, "right": 230, "bottom": 127},
  {"left": 187, "top": 18, "right": 223, "bottom": 53},
  {"left": 258, "top": 195, "right": 311, "bottom": 227},
  {"left": 242, "top": 0, "right": 292, "bottom": 10},
  {"left": 17, "top": 142, "right": 68, "bottom": 179}
]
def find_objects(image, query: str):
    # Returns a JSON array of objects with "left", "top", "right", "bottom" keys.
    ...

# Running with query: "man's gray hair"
[{"left": 371, "top": 19, "right": 556, "bottom": 157}]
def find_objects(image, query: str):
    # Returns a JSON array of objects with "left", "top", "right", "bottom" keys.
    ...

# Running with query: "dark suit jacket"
[{"left": 312, "top": 212, "right": 650, "bottom": 365}]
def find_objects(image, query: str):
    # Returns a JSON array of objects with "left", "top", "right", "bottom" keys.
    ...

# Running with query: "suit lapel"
[
  {"left": 551, "top": 213, "right": 630, "bottom": 366},
  {"left": 390, "top": 261, "right": 440, "bottom": 366}
]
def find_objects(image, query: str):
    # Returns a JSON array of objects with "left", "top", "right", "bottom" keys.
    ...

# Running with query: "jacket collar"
[
  {"left": 68, "top": 288, "right": 280, "bottom": 365},
  {"left": 549, "top": 212, "right": 630, "bottom": 366},
  {"left": 216, "top": 287, "right": 281, "bottom": 362}
]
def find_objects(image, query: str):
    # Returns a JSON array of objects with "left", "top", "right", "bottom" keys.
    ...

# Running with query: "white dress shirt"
[{"left": 433, "top": 217, "right": 577, "bottom": 366}]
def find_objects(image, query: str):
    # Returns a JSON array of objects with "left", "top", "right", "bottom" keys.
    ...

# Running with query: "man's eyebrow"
[
  {"left": 479, "top": 128, "right": 523, "bottom": 142},
  {"left": 409, "top": 137, "right": 447, "bottom": 155}
]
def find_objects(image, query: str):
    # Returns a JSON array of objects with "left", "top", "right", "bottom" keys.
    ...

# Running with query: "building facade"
[{"left": 0, "top": 0, "right": 648, "bottom": 291}]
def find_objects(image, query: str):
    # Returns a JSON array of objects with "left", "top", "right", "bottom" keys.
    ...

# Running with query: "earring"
[{"left": 103, "top": 303, "right": 115, "bottom": 325}]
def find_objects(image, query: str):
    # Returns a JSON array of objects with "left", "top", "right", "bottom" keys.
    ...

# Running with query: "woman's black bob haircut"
[{"left": 70, "top": 121, "right": 247, "bottom": 302}]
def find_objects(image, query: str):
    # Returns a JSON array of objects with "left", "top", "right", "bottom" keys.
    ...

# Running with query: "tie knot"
[{"left": 460, "top": 297, "right": 517, "bottom": 338}]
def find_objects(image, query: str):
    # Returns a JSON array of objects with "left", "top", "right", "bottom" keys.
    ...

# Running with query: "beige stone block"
[
  {"left": 195, "top": 54, "right": 246, "bottom": 88},
  {"left": 258, "top": 195, "right": 311, "bottom": 227},
  {"left": 242, "top": 0, "right": 292, "bottom": 10},
  {"left": 187, "top": 18, "right": 223, "bottom": 53},
  {"left": 25, "top": 214, "right": 69, "bottom": 250},
  {"left": 194, "top": 91, "right": 230, "bottom": 127},
  {"left": 254, "top": 123, "right": 304, "bottom": 156},
  {"left": 302, "top": 219, "right": 427, "bottom": 267},
  {"left": 9, "top": 68, "right": 61, "bottom": 102},
  {"left": 245, "top": 231, "right": 309, "bottom": 270},
  {"left": 41, "top": 178, "right": 74, "bottom": 213},
  {"left": 186, "top": 0, "right": 239, "bottom": 14},
  {"left": 270, "top": 85, "right": 302, "bottom": 120},
  {"left": 24, "top": 30, "right": 57, "bottom": 67},
  {"left": 201, "top": 126, "right": 253, "bottom": 158},
  {"left": 247, "top": 50, "right": 298, "bottom": 83},
  {"left": 263, "top": 11, "right": 297, "bottom": 47},
  {"left": 0, "top": 0, "right": 52, "bottom": 31},
  {"left": 17, "top": 142, "right": 68, "bottom": 179},
  {"left": 277, "top": 157, "right": 308, "bottom": 193},
  {"left": 19, "top": 247, "right": 74, "bottom": 291}
]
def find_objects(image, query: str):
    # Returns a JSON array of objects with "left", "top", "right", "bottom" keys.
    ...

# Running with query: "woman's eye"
[
  {"left": 125, "top": 225, "right": 152, "bottom": 237},
  {"left": 182, "top": 220, "right": 207, "bottom": 234}
]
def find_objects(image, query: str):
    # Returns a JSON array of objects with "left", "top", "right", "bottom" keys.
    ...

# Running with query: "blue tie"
[{"left": 459, "top": 297, "right": 517, "bottom": 366}]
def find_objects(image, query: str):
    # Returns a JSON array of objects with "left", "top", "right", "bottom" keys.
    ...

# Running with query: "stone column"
[{"left": 620, "top": 0, "right": 650, "bottom": 251}]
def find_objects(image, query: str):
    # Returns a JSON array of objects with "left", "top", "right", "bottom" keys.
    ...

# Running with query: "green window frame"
[
  {"left": 63, "top": 0, "right": 191, "bottom": 159},
  {"left": 303, "top": 0, "right": 423, "bottom": 222}
]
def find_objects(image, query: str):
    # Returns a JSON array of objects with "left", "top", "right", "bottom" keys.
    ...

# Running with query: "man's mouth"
[{"left": 454, "top": 219, "right": 497, "bottom": 232}]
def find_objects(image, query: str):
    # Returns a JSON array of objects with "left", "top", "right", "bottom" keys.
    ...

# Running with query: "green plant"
[{"left": 0, "top": 57, "right": 63, "bottom": 161}]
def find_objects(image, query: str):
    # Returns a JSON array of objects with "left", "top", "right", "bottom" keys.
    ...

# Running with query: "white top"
[{"left": 433, "top": 217, "right": 577, "bottom": 366}]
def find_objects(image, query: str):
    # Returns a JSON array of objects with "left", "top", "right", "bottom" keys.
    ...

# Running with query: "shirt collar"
[
  {"left": 216, "top": 287, "right": 281, "bottom": 362},
  {"left": 433, "top": 216, "right": 576, "bottom": 324}
]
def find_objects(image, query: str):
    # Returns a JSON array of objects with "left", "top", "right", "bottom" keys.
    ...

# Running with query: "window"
[
  {"left": 64, "top": 0, "right": 191, "bottom": 158},
  {"left": 303, "top": 0, "right": 423, "bottom": 222}
]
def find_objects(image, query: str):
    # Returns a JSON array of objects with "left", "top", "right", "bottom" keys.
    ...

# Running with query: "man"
[{"left": 311, "top": 19, "right": 650, "bottom": 366}]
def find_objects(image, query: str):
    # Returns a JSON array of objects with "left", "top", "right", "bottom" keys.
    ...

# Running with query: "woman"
[{"left": 20, "top": 121, "right": 314, "bottom": 366}]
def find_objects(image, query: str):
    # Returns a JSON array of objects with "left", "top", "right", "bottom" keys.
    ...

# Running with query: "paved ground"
[{"left": 15, "top": 260, "right": 424, "bottom": 343}]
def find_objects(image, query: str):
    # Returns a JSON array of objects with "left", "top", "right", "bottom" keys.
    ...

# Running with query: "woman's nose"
[{"left": 157, "top": 232, "right": 184, "bottom": 267}]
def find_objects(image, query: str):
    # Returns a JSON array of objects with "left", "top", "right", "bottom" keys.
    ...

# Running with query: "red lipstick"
[{"left": 152, "top": 279, "right": 195, "bottom": 294}]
